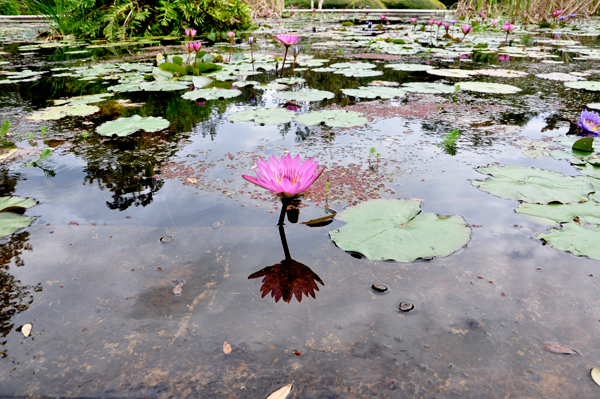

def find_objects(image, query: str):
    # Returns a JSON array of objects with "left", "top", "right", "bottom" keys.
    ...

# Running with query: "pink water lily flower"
[
  {"left": 410, "top": 17, "right": 417, "bottom": 23},
  {"left": 435, "top": 20, "right": 442, "bottom": 26},
  {"left": 276, "top": 34, "right": 300, "bottom": 47},
  {"left": 192, "top": 42, "right": 202, "bottom": 52},
  {"left": 228, "top": 31, "right": 235, "bottom": 39},
  {"left": 461, "top": 25, "right": 473, "bottom": 34},
  {"left": 242, "top": 154, "right": 325, "bottom": 199},
  {"left": 428, "top": 19, "right": 434, "bottom": 25},
  {"left": 184, "top": 29, "right": 196, "bottom": 39},
  {"left": 502, "top": 24, "right": 515, "bottom": 32}
]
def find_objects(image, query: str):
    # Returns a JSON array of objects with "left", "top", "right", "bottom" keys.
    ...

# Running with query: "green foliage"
[
  {"left": 0, "top": 121, "right": 9, "bottom": 137},
  {"left": 0, "top": 0, "right": 24, "bottom": 15},
  {"left": 26, "top": 0, "right": 253, "bottom": 39},
  {"left": 438, "top": 129, "right": 459, "bottom": 155}
]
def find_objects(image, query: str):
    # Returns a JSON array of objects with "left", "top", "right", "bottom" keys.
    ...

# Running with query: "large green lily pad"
[
  {"left": 181, "top": 88, "right": 242, "bottom": 101},
  {"left": 0, "top": 196, "right": 37, "bottom": 212},
  {"left": 472, "top": 164, "right": 594, "bottom": 204},
  {"left": 227, "top": 108, "right": 295, "bottom": 125},
  {"left": 516, "top": 201, "right": 600, "bottom": 224},
  {"left": 26, "top": 104, "right": 100, "bottom": 120},
  {"left": 54, "top": 93, "right": 114, "bottom": 105},
  {"left": 108, "top": 82, "right": 143, "bottom": 92},
  {"left": 536, "top": 72, "right": 584, "bottom": 82},
  {"left": 329, "top": 199, "right": 471, "bottom": 262},
  {"left": 295, "top": 110, "right": 368, "bottom": 127},
  {"left": 139, "top": 81, "right": 189, "bottom": 91},
  {"left": 96, "top": 115, "right": 170, "bottom": 137},
  {"left": 459, "top": 82, "right": 522, "bottom": 94},
  {"left": 384, "top": 64, "right": 433, "bottom": 71},
  {"left": 537, "top": 223, "right": 600, "bottom": 260},
  {"left": 0, "top": 212, "right": 36, "bottom": 238},
  {"left": 273, "top": 89, "right": 335, "bottom": 102},
  {"left": 341, "top": 86, "right": 406, "bottom": 99},
  {"left": 401, "top": 82, "right": 457, "bottom": 94},
  {"left": 426, "top": 69, "right": 475, "bottom": 78},
  {"left": 564, "top": 81, "right": 600, "bottom": 91}
]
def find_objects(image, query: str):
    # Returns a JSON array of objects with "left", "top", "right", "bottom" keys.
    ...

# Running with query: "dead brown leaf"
[
  {"left": 223, "top": 340, "right": 232, "bottom": 354},
  {"left": 266, "top": 383, "right": 293, "bottom": 399},
  {"left": 542, "top": 341, "right": 578, "bottom": 355}
]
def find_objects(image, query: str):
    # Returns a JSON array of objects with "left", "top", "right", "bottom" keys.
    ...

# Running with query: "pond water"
[{"left": 2, "top": 15, "right": 600, "bottom": 397}]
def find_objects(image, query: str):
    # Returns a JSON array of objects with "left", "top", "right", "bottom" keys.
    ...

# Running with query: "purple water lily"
[{"left": 578, "top": 110, "right": 600, "bottom": 134}]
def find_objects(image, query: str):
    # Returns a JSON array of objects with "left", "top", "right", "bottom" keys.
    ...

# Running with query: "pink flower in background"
[
  {"left": 498, "top": 54, "right": 510, "bottom": 61},
  {"left": 502, "top": 24, "right": 515, "bottom": 32},
  {"left": 228, "top": 31, "right": 235, "bottom": 39},
  {"left": 184, "top": 29, "right": 196, "bottom": 39},
  {"left": 242, "top": 154, "right": 325, "bottom": 198},
  {"left": 492, "top": 21, "right": 498, "bottom": 26},
  {"left": 410, "top": 17, "right": 417, "bottom": 23},
  {"left": 276, "top": 34, "right": 300, "bottom": 47},
  {"left": 461, "top": 25, "right": 473, "bottom": 34},
  {"left": 192, "top": 42, "right": 201, "bottom": 52},
  {"left": 435, "top": 20, "right": 442, "bottom": 26},
  {"left": 428, "top": 19, "right": 434, "bottom": 25}
]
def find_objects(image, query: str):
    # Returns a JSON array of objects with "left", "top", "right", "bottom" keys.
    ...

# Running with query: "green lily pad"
[
  {"left": 573, "top": 137, "right": 594, "bottom": 152},
  {"left": 96, "top": 115, "right": 170, "bottom": 137},
  {"left": 108, "top": 82, "right": 143, "bottom": 92},
  {"left": 401, "top": 82, "right": 457, "bottom": 94},
  {"left": 330, "top": 62, "right": 377, "bottom": 69},
  {"left": 0, "top": 196, "right": 37, "bottom": 212},
  {"left": 334, "top": 69, "right": 383, "bottom": 77},
  {"left": 384, "top": 63, "right": 433, "bottom": 71},
  {"left": 426, "top": 69, "right": 475, "bottom": 78},
  {"left": 273, "top": 89, "right": 335, "bottom": 102},
  {"left": 472, "top": 164, "right": 594, "bottom": 204},
  {"left": 254, "top": 83, "right": 288, "bottom": 90},
  {"left": 311, "top": 67, "right": 337, "bottom": 73},
  {"left": 295, "top": 110, "right": 368, "bottom": 127},
  {"left": 181, "top": 88, "right": 242, "bottom": 101},
  {"left": 139, "top": 81, "right": 189, "bottom": 91},
  {"left": 537, "top": 223, "right": 600, "bottom": 260},
  {"left": 274, "top": 77, "right": 306, "bottom": 85},
  {"left": 329, "top": 199, "right": 471, "bottom": 262},
  {"left": 587, "top": 103, "right": 600, "bottom": 110},
  {"left": 554, "top": 135, "right": 600, "bottom": 151},
  {"left": 26, "top": 104, "right": 100, "bottom": 120},
  {"left": 536, "top": 72, "right": 585, "bottom": 81},
  {"left": 341, "top": 86, "right": 406, "bottom": 99},
  {"left": 564, "top": 81, "right": 600, "bottom": 91},
  {"left": 516, "top": 201, "right": 600, "bottom": 224},
  {"left": 474, "top": 69, "right": 529, "bottom": 78},
  {"left": 0, "top": 212, "right": 36, "bottom": 238},
  {"left": 549, "top": 150, "right": 588, "bottom": 166},
  {"left": 577, "top": 164, "right": 600, "bottom": 179},
  {"left": 53, "top": 93, "right": 114, "bottom": 105},
  {"left": 227, "top": 108, "right": 295, "bottom": 125},
  {"left": 192, "top": 76, "right": 212, "bottom": 88},
  {"left": 459, "top": 81, "right": 522, "bottom": 94}
]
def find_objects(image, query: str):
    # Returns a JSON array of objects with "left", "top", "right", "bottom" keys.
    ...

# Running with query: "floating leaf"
[
  {"left": 22, "top": 323, "right": 32, "bottom": 338},
  {"left": 158, "top": 62, "right": 186, "bottom": 76},
  {"left": 426, "top": 69, "right": 475, "bottom": 78},
  {"left": 537, "top": 223, "right": 600, "bottom": 260},
  {"left": 591, "top": 368, "right": 600, "bottom": 387},
  {"left": 295, "top": 110, "right": 368, "bottom": 127},
  {"left": 53, "top": 93, "right": 114, "bottom": 105},
  {"left": 401, "top": 82, "right": 457, "bottom": 94},
  {"left": 334, "top": 69, "right": 383, "bottom": 77},
  {"left": 26, "top": 105, "right": 100, "bottom": 120},
  {"left": 96, "top": 115, "right": 170, "bottom": 137},
  {"left": 564, "top": 81, "right": 600, "bottom": 91},
  {"left": 384, "top": 63, "right": 433, "bottom": 71},
  {"left": 474, "top": 69, "right": 528, "bottom": 78},
  {"left": 181, "top": 88, "right": 242, "bottom": 101},
  {"left": 274, "top": 77, "right": 306, "bottom": 85},
  {"left": 0, "top": 212, "right": 36, "bottom": 237},
  {"left": 192, "top": 76, "right": 212, "bottom": 88},
  {"left": 573, "top": 137, "right": 594, "bottom": 152},
  {"left": 227, "top": 108, "right": 296, "bottom": 125},
  {"left": 302, "top": 214, "right": 335, "bottom": 227},
  {"left": 329, "top": 199, "right": 471, "bottom": 262},
  {"left": 329, "top": 62, "right": 376, "bottom": 69},
  {"left": 472, "top": 164, "right": 593, "bottom": 204},
  {"left": 577, "top": 164, "right": 600, "bottom": 179},
  {"left": 139, "top": 81, "right": 189, "bottom": 92},
  {"left": 541, "top": 341, "right": 578, "bottom": 354},
  {"left": 341, "top": 86, "right": 405, "bottom": 99},
  {"left": 266, "top": 383, "right": 293, "bottom": 399},
  {"left": 223, "top": 340, "right": 232, "bottom": 354},
  {"left": 459, "top": 81, "right": 522, "bottom": 94},
  {"left": 108, "top": 82, "right": 143, "bottom": 92},
  {"left": 516, "top": 201, "right": 600, "bottom": 224},
  {"left": 536, "top": 72, "right": 584, "bottom": 81},
  {"left": 273, "top": 89, "right": 334, "bottom": 102},
  {"left": 0, "top": 197, "right": 37, "bottom": 213}
]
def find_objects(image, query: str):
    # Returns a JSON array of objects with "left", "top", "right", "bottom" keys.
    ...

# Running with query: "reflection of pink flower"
[
  {"left": 459, "top": 53, "right": 470, "bottom": 59},
  {"left": 249, "top": 259, "right": 324, "bottom": 303},
  {"left": 192, "top": 42, "right": 201, "bottom": 52},
  {"left": 243, "top": 154, "right": 324, "bottom": 198},
  {"left": 276, "top": 34, "right": 300, "bottom": 47}
]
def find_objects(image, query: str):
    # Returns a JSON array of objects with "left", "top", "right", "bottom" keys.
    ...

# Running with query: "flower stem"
[
  {"left": 278, "top": 225, "right": 291, "bottom": 260},
  {"left": 278, "top": 197, "right": 290, "bottom": 226},
  {"left": 280, "top": 46, "right": 289, "bottom": 78},
  {"left": 290, "top": 58, "right": 297, "bottom": 76}
]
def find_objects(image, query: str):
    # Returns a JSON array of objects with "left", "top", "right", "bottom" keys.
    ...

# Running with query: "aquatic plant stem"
[
  {"left": 278, "top": 197, "right": 290, "bottom": 226},
  {"left": 290, "top": 59, "right": 297, "bottom": 76},
  {"left": 280, "top": 47, "right": 289, "bottom": 78},
  {"left": 278, "top": 225, "right": 291, "bottom": 260}
]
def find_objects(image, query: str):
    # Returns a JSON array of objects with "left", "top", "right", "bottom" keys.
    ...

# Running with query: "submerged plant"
[
  {"left": 242, "top": 154, "right": 324, "bottom": 225},
  {"left": 275, "top": 34, "right": 300, "bottom": 78},
  {"left": 577, "top": 110, "right": 600, "bottom": 135},
  {"left": 438, "top": 129, "right": 460, "bottom": 155}
]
